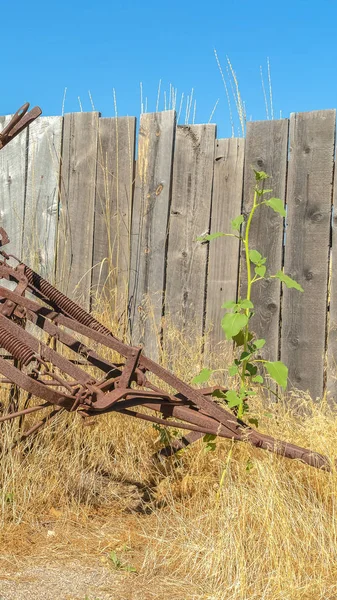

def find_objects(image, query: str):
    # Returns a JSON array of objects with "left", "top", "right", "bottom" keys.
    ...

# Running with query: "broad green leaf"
[
  {"left": 229, "top": 364, "right": 239, "bottom": 376},
  {"left": 192, "top": 368, "right": 213, "bottom": 385},
  {"left": 196, "top": 232, "right": 225, "bottom": 242},
  {"left": 275, "top": 271, "right": 304, "bottom": 292},
  {"left": 248, "top": 418, "right": 259, "bottom": 428},
  {"left": 203, "top": 434, "right": 217, "bottom": 443},
  {"left": 252, "top": 375, "right": 264, "bottom": 383},
  {"left": 255, "top": 265, "right": 266, "bottom": 277},
  {"left": 221, "top": 312, "right": 248, "bottom": 340},
  {"left": 249, "top": 249, "right": 263, "bottom": 265},
  {"left": 265, "top": 361, "right": 288, "bottom": 389},
  {"left": 203, "top": 434, "right": 217, "bottom": 452},
  {"left": 265, "top": 197, "right": 286, "bottom": 218},
  {"left": 221, "top": 300, "right": 237, "bottom": 309},
  {"left": 212, "top": 389, "right": 227, "bottom": 399},
  {"left": 240, "top": 299, "right": 254, "bottom": 309},
  {"left": 254, "top": 339, "right": 266, "bottom": 349},
  {"left": 225, "top": 390, "right": 241, "bottom": 408},
  {"left": 254, "top": 170, "right": 269, "bottom": 181},
  {"left": 232, "top": 330, "right": 253, "bottom": 347},
  {"left": 240, "top": 351, "right": 251, "bottom": 361},
  {"left": 245, "top": 363, "right": 257, "bottom": 376},
  {"left": 231, "top": 215, "right": 244, "bottom": 231}
]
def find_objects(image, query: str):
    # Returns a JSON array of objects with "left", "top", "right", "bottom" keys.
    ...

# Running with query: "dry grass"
[{"left": 0, "top": 310, "right": 337, "bottom": 599}]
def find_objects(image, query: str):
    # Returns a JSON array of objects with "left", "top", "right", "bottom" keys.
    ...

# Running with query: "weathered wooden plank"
[
  {"left": 165, "top": 124, "right": 216, "bottom": 340},
  {"left": 326, "top": 162, "right": 337, "bottom": 403},
  {"left": 281, "top": 110, "right": 335, "bottom": 401},
  {"left": 0, "top": 115, "right": 27, "bottom": 258},
  {"left": 241, "top": 120, "right": 289, "bottom": 364},
  {"left": 92, "top": 116, "right": 136, "bottom": 320},
  {"left": 22, "top": 116, "right": 63, "bottom": 280},
  {"left": 129, "top": 110, "right": 176, "bottom": 359},
  {"left": 205, "top": 138, "right": 245, "bottom": 347},
  {"left": 56, "top": 112, "right": 99, "bottom": 310}
]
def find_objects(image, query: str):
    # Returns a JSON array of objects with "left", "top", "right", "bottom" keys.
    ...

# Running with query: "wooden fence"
[{"left": 0, "top": 108, "right": 336, "bottom": 403}]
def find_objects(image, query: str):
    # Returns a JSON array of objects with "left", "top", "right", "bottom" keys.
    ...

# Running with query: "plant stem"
[{"left": 238, "top": 189, "right": 259, "bottom": 418}]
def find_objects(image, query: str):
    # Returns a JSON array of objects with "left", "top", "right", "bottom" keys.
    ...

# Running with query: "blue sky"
[{"left": 2, "top": 0, "right": 336, "bottom": 137}]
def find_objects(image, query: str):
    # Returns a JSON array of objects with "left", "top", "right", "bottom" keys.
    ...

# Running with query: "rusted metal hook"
[{"left": 0, "top": 102, "right": 42, "bottom": 149}]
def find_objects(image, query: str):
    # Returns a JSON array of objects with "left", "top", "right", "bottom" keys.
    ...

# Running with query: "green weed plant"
[{"left": 194, "top": 170, "right": 303, "bottom": 425}]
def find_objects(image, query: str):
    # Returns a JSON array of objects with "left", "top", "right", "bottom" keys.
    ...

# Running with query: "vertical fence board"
[
  {"left": 0, "top": 116, "right": 27, "bottom": 258},
  {"left": 281, "top": 110, "right": 335, "bottom": 400},
  {"left": 205, "top": 138, "right": 245, "bottom": 347},
  {"left": 241, "top": 120, "right": 289, "bottom": 364},
  {"left": 129, "top": 110, "right": 176, "bottom": 359},
  {"left": 57, "top": 112, "right": 99, "bottom": 310},
  {"left": 23, "top": 117, "right": 63, "bottom": 280},
  {"left": 165, "top": 124, "right": 216, "bottom": 340},
  {"left": 92, "top": 117, "right": 136, "bottom": 320},
  {"left": 326, "top": 162, "right": 337, "bottom": 403}
]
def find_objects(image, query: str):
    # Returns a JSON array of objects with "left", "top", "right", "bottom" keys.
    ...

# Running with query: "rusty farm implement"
[{"left": 0, "top": 104, "right": 333, "bottom": 471}]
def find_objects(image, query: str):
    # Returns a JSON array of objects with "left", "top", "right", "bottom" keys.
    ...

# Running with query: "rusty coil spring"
[
  {"left": 0, "top": 326, "right": 35, "bottom": 365},
  {"left": 23, "top": 265, "right": 112, "bottom": 336}
]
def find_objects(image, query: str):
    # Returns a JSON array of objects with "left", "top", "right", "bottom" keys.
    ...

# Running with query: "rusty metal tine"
[
  {"left": 0, "top": 103, "right": 30, "bottom": 140},
  {"left": 0, "top": 403, "right": 50, "bottom": 424},
  {"left": 1, "top": 106, "right": 42, "bottom": 147},
  {"left": 12, "top": 408, "right": 62, "bottom": 447}
]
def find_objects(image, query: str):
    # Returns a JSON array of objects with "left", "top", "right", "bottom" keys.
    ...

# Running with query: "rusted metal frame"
[
  {"left": 157, "top": 388, "right": 229, "bottom": 455},
  {"left": 19, "top": 263, "right": 114, "bottom": 337},
  {"left": 0, "top": 229, "right": 10, "bottom": 247},
  {"left": 0, "top": 104, "right": 42, "bottom": 149},
  {"left": 139, "top": 355, "right": 246, "bottom": 436},
  {"left": 0, "top": 287, "right": 248, "bottom": 438},
  {"left": 0, "top": 264, "right": 28, "bottom": 319},
  {"left": 142, "top": 402, "right": 240, "bottom": 439},
  {"left": 0, "top": 358, "right": 75, "bottom": 410},
  {"left": 116, "top": 347, "right": 142, "bottom": 389},
  {"left": 26, "top": 309, "right": 122, "bottom": 376},
  {"left": 0, "top": 403, "right": 50, "bottom": 424},
  {"left": 0, "top": 312, "right": 93, "bottom": 386},
  {"left": 90, "top": 388, "right": 174, "bottom": 412},
  {"left": 0, "top": 286, "right": 134, "bottom": 360},
  {"left": 116, "top": 403, "right": 331, "bottom": 470},
  {"left": 14, "top": 407, "right": 62, "bottom": 445},
  {"left": 118, "top": 408, "right": 227, "bottom": 436}
]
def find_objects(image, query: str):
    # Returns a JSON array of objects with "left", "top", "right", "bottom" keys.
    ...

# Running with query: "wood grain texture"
[
  {"left": 57, "top": 112, "right": 99, "bottom": 310},
  {"left": 92, "top": 117, "right": 136, "bottom": 319},
  {"left": 0, "top": 115, "right": 28, "bottom": 257},
  {"left": 281, "top": 110, "right": 335, "bottom": 400},
  {"left": 241, "top": 119, "right": 289, "bottom": 363},
  {"left": 129, "top": 110, "right": 176, "bottom": 359},
  {"left": 23, "top": 116, "right": 63, "bottom": 280},
  {"left": 205, "top": 138, "right": 245, "bottom": 347},
  {"left": 326, "top": 162, "right": 337, "bottom": 403},
  {"left": 165, "top": 124, "right": 216, "bottom": 338}
]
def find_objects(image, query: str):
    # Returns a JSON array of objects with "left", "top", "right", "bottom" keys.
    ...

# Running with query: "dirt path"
[{"left": 0, "top": 561, "right": 130, "bottom": 600}]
